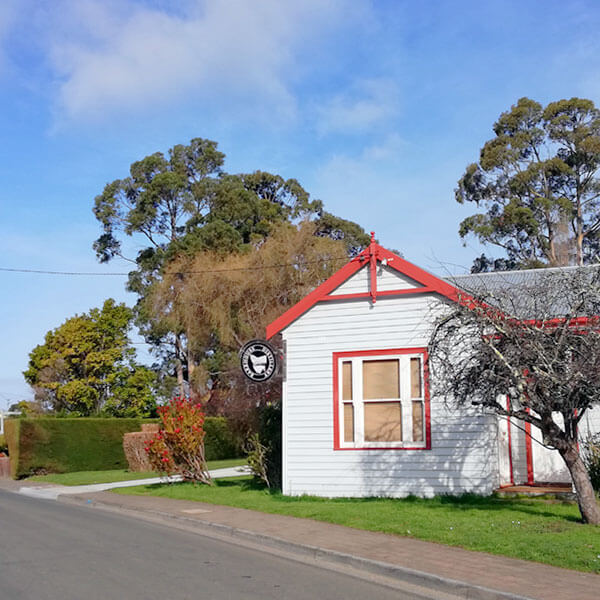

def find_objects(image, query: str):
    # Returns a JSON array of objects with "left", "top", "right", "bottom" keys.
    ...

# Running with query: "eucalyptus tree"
[
  {"left": 92, "top": 138, "right": 369, "bottom": 394},
  {"left": 93, "top": 138, "right": 226, "bottom": 388},
  {"left": 457, "top": 97, "right": 600, "bottom": 270}
]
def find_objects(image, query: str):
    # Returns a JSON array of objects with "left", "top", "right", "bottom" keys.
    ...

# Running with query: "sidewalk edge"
[{"left": 59, "top": 492, "right": 533, "bottom": 600}]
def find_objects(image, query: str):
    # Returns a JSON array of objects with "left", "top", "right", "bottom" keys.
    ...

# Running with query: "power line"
[
  {"left": 0, "top": 267, "right": 130, "bottom": 276},
  {"left": 0, "top": 256, "right": 353, "bottom": 277}
]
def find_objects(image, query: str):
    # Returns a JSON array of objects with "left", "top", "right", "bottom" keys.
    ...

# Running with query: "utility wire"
[
  {"left": 0, "top": 267, "right": 130, "bottom": 276},
  {"left": 0, "top": 256, "right": 354, "bottom": 277}
]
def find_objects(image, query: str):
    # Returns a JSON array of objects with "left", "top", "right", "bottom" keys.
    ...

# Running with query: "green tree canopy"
[
  {"left": 92, "top": 137, "right": 369, "bottom": 393},
  {"left": 23, "top": 299, "right": 157, "bottom": 417},
  {"left": 457, "top": 97, "right": 600, "bottom": 270}
]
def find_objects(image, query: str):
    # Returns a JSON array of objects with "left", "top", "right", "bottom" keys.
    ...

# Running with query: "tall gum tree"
[
  {"left": 92, "top": 138, "right": 369, "bottom": 394},
  {"left": 457, "top": 97, "right": 600, "bottom": 270},
  {"left": 93, "top": 138, "right": 226, "bottom": 390}
]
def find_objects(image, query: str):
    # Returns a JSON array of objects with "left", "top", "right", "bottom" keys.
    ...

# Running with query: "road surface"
[{"left": 0, "top": 489, "right": 421, "bottom": 599}]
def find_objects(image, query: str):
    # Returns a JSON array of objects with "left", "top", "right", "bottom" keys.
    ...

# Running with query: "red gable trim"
[
  {"left": 266, "top": 255, "right": 366, "bottom": 339},
  {"left": 266, "top": 240, "right": 465, "bottom": 339}
]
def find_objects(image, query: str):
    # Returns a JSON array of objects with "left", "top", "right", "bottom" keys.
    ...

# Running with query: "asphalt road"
[{"left": 0, "top": 489, "right": 418, "bottom": 600}]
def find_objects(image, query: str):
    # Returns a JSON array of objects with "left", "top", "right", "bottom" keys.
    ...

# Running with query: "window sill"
[{"left": 336, "top": 443, "right": 429, "bottom": 451}]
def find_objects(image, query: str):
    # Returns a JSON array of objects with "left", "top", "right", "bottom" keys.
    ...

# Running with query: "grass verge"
[
  {"left": 28, "top": 458, "right": 246, "bottom": 486},
  {"left": 113, "top": 476, "right": 600, "bottom": 573}
]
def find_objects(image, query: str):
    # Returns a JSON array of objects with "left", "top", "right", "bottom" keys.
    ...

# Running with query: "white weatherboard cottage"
[{"left": 266, "top": 237, "right": 600, "bottom": 498}]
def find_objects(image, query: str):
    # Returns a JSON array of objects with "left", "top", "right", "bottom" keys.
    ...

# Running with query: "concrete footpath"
[
  {"left": 16, "top": 466, "right": 246, "bottom": 500},
  {"left": 5, "top": 478, "right": 600, "bottom": 600}
]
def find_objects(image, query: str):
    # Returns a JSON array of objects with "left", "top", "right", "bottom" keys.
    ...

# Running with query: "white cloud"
[
  {"left": 0, "top": 0, "right": 18, "bottom": 73},
  {"left": 316, "top": 78, "right": 400, "bottom": 135},
  {"left": 362, "top": 133, "right": 406, "bottom": 160},
  {"left": 43, "top": 0, "right": 365, "bottom": 124}
]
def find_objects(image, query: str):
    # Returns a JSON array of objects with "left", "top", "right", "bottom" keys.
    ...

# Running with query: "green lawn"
[
  {"left": 28, "top": 458, "right": 246, "bottom": 486},
  {"left": 113, "top": 477, "right": 600, "bottom": 573}
]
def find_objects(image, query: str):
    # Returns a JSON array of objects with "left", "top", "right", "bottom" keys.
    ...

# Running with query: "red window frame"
[{"left": 332, "top": 347, "right": 432, "bottom": 451}]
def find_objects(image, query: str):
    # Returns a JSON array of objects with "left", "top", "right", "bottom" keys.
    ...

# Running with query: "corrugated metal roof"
[{"left": 444, "top": 265, "right": 600, "bottom": 318}]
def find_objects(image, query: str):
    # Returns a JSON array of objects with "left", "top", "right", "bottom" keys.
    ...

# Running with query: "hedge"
[
  {"left": 203, "top": 417, "right": 239, "bottom": 461},
  {"left": 4, "top": 417, "right": 240, "bottom": 479}
]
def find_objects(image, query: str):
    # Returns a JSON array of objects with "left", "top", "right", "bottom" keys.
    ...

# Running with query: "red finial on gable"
[{"left": 369, "top": 232, "right": 377, "bottom": 303}]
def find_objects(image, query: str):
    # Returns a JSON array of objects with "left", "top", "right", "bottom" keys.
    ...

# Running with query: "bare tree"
[{"left": 429, "top": 266, "right": 600, "bottom": 524}]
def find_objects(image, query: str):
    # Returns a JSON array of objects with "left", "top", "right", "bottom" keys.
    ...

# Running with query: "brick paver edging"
[{"left": 59, "top": 491, "right": 535, "bottom": 600}]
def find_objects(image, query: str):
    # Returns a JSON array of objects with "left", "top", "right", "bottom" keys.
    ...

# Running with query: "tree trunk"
[
  {"left": 560, "top": 441, "right": 600, "bottom": 524},
  {"left": 174, "top": 335, "right": 186, "bottom": 396}
]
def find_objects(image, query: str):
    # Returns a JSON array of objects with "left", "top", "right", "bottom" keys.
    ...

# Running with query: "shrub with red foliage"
[{"left": 146, "top": 397, "right": 212, "bottom": 484}]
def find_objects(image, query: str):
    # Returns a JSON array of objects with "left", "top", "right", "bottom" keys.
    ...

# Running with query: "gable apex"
[{"left": 266, "top": 240, "right": 463, "bottom": 339}]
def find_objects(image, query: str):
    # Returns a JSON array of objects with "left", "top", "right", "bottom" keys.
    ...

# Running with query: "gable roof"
[
  {"left": 266, "top": 236, "right": 464, "bottom": 339},
  {"left": 445, "top": 264, "right": 600, "bottom": 319},
  {"left": 266, "top": 238, "right": 600, "bottom": 338}
]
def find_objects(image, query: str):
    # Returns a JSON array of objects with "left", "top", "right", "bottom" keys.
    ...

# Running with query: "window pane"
[
  {"left": 410, "top": 357, "right": 422, "bottom": 398},
  {"left": 342, "top": 361, "right": 353, "bottom": 401},
  {"left": 363, "top": 359, "right": 399, "bottom": 399},
  {"left": 343, "top": 403, "right": 354, "bottom": 442},
  {"left": 364, "top": 402, "right": 402, "bottom": 442},
  {"left": 412, "top": 401, "right": 424, "bottom": 442}
]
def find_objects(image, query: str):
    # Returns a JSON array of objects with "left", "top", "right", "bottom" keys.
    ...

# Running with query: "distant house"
[{"left": 266, "top": 237, "right": 599, "bottom": 497}]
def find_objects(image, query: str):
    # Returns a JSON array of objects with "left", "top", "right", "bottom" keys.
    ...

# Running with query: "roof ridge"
[{"left": 448, "top": 263, "right": 600, "bottom": 279}]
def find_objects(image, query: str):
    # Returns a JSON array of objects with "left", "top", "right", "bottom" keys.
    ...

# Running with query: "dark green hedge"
[
  {"left": 203, "top": 417, "right": 239, "bottom": 461},
  {"left": 5, "top": 417, "right": 240, "bottom": 478}
]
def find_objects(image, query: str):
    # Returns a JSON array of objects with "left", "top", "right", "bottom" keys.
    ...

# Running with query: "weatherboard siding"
[
  {"left": 328, "top": 264, "right": 421, "bottom": 296},
  {"left": 281, "top": 293, "right": 497, "bottom": 498}
]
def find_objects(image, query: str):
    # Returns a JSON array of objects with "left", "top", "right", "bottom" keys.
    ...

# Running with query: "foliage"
[
  {"left": 151, "top": 223, "right": 348, "bottom": 428},
  {"left": 0, "top": 433, "right": 7, "bottom": 454},
  {"left": 123, "top": 429, "right": 156, "bottom": 472},
  {"left": 582, "top": 434, "right": 600, "bottom": 492},
  {"left": 457, "top": 97, "right": 600, "bottom": 270},
  {"left": 470, "top": 254, "right": 518, "bottom": 274},
  {"left": 115, "top": 479, "right": 600, "bottom": 573},
  {"left": 239, "top": 403, "right": 281, "bottom": 489},
  {"left": 429, "top": 267, "right": 600, "bottom": 523},
  {"left": 257, "top": 403, "right": 282, "bottom": 489},
  {"left": 91, "top": 138, "right": 369, "bottom": 397},
  {"left": 4, "top": 415, "right": 237, "bottom": 479},
  {"left": 23, "top": 299, "right": 157, "bottom": 417},
  {"left": 155, "top": 222, "right": 344, "bottom": 350},
  {"left": 4, "top": 418, "right": 152, "bottom": 478},
  {"left": 203, "top": 416, "right": 239, "bottom": 460},
  {"left": 8, "top": 399, "right": 46, "bottom": 417},
  {"left": 313, "top": 210, "right": 372, "bottom": 257},
  {"left": 245, "top": 433, "right": 270, "bottom": 487},
  {"left": 146, "top": 397, "right": 212, "bottom": 484}
]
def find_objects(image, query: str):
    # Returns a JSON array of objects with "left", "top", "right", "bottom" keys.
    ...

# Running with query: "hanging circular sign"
[{"left": 240, "top": 340, "right": 277, "bottom": 382}]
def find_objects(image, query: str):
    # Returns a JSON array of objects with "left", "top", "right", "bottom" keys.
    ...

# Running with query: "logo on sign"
[{"left": 240, "top": 340, "right": 277, "bottom": 382}]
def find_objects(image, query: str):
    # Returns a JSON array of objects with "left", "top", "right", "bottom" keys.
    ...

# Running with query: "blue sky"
[{"left": 1, "top": 0, "right": 599, "bottom": 406}]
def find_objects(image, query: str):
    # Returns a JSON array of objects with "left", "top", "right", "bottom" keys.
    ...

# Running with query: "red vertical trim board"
[
  {"left": 332, "top": 354, "right": 340, "bottom": 451},
  {"left": 369, "top": 232, "right": 378, "bottom": 304},
  {"left": 525, "top": 412, "right": 534, "bottom": 485},
  {"left": 506, "top": 397, "right": 514, "bottom": 486},
  {"left": 332, "top": 347, "right": 431, "bottom": 451},
  {"left": 423, "top": 349, "right": 432, "bottom": 451}
]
